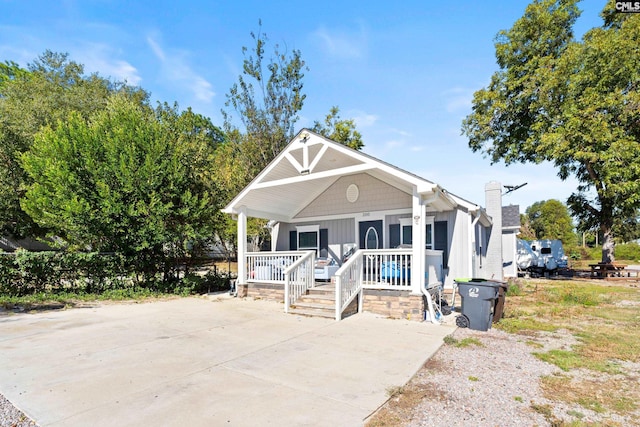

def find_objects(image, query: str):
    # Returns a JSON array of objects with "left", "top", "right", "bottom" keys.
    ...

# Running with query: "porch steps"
[{"left": 288, "top": 284, "right": 335, "bottom": 319}]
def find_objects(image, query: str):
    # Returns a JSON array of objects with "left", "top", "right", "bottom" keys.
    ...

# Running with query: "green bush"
[
  {"left": 614, "top": 243, "right": 640, "bottom": 262},
  {"left": 584, "top": 243, "right": 640, "bottom": 262},
  {"left": 1, "top": 251, "right": 131, "bottom": 296},
  {"left": 0, "top": 251, "right": 231, "bottom": 298}
]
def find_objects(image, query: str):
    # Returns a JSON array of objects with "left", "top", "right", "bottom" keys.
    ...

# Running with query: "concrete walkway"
[{"left": 0, "top": 295, "right": 456, "bottom": 426}]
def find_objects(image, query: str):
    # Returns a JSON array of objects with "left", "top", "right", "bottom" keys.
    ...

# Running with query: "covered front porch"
[
  {"left": 235, "top": 246, "right": 447, "bottom": 323},
  {"left": 224, "top": 129, "right": 491, "bottom": 323}
]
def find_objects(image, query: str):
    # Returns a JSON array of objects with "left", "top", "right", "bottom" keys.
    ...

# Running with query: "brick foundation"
[
  {"left": 362, "top": 289, "right": 425, "bottom": 321},
  {"left": 246, "top": 282, "right": 284, "bottom": 302},
  {"left": 240, "top": 284, "right": 427, "bottom": 321}
]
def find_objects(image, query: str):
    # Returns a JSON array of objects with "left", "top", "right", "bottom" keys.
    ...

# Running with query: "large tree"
[
  {"left": 0, "top": 51, "right": 147, "bottom": 238},
  {"left": 462, "top": 0, "right": 640, "bottom": 263},
  {"left": 219, "top": 25, "right": 365, "bottom": 254},
  {"left": 21, "top": 95, "right": 224, "bottom": 281},
  {"left": 222, "top": 24, "right": 307, "bottom": 181}
]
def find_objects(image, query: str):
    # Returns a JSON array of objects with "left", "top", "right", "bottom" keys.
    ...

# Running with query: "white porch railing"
[
  {"left": 334, "top": 249, "right": 363, "bottom": 321},
  {"left": 245, "top": 249, "right": 444, "bottom": 321},
  {"left": 283, "top": 251, "right": 315, "bottom": 313},
  {"left": 334, "top": 249, "right": 413, "bottom": 320},
  {"left": 246, "top": 251, "right": 308, "bottom": 283},
  {"left": 361, "top": 248, "right": 413, "bottom": 289}
]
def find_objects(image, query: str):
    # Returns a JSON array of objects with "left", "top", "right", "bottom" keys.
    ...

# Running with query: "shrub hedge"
[
  {"left": 0, "top": 250, "right": 232, "bottom": 297},
  {"left": 582, "top": 243, "right": 640, "bottom": 262}
]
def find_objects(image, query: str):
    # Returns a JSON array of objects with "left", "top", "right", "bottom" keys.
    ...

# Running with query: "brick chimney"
[{"left": 484, "top": 181, "right": 504, "bottom": 281}]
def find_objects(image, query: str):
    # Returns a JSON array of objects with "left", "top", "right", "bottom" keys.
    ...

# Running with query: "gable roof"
[{"left": 223, "top": 129, "right": 488, "bottom": 223}]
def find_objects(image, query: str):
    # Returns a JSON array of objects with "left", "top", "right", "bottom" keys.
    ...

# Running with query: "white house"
[{"left": 223, "top": 129, "right": 502, "bottom": 322}]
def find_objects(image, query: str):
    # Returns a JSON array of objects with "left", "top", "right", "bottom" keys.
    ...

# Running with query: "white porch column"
[
  {"left": 411, "top": 186, "right": 426, "bottom": 294},
  {"left": 237, "top": 207, "right": 247, "bottom": 285}
]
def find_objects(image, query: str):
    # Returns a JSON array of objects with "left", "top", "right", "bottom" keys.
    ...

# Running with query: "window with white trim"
[
  {"left": 399, "top": 218, "right": 413, "bottom": 245},
  {"left": 398, "top": 217, "right": 435, "bottom": 248},
  {"left": 426, "top": 216, "right": 434, "bottom": 250},
  {"left": 296, "top": 225, "right": 319, "bottom": 254}
]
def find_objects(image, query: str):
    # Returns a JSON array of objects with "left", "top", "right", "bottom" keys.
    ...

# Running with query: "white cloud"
[
  {"left": 351, "top": 110, "right": 378, "bottom": 128},
  {"left": 312, "top": 23, "right": 368, "bottom": 59},
  {"left": 147, "top": 36, "right": 166, "bottom": 62},
  {"left": 385, "top": 140, "right": 404, "bottom": 149},
  {"left": 191, "top": 77, "right": 215, "bottom": 102},
  {"left": 443, "top": 87, "right": 474, "bottom": 113},
  {"left": 390, "top": 128, "right": 412, "bottom": 138},
  {"left": 80, "top": 45, "right": 142, "bottom": 85},
  {"left": 146, "top": 34, "right": 215, "bottom": 104}
]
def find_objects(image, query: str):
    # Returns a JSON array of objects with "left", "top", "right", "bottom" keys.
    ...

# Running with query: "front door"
[
  {"left": 359, "top": 220, "right": 383, "bottom": 282},
  {"left": 359, "top": 220, "right": 383, "bottom": 249}
]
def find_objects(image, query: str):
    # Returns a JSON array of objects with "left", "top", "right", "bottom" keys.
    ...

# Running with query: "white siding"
[
  {"left": 502, "top": 231, "right": 518, "bottom": 278},
  {"left": 434, "top": 210, "right": 473, "bottom": 288}
]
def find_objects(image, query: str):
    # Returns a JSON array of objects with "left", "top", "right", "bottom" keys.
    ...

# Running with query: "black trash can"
[
  {"left": 454, "top": 278, "right": 501, "bottom": 331},
  {"left": 492, "top": 281, "right": 509, "bottom": 323}
]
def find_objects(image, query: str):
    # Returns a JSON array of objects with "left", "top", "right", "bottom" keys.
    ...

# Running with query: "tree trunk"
[{"left": 601, "top": 227, "right": 615, "bottom": 263}]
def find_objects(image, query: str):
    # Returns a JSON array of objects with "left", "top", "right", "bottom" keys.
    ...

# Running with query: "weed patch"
[{"left": 541, "top": 374, "right": 639, "bottom": 416}]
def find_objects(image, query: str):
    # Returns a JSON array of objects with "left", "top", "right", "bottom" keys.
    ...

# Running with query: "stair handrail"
[
  {"left": 333, "top": 249, "right": 364, "bottom": 320},
  {"left": 283, "top": 250, "right": 315, "bottom": 313}
]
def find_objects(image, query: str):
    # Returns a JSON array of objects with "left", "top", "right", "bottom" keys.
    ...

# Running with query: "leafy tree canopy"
[
  {"left": 21, "top": 95, "right": 225, "bottom": 270},
  {"left": 0, "top": 60, "right": 28, "bottom": 90},
  {"left": 462, "top": 0, "right": 640, "bottom": 262},
  {"left": 312, "top": 106, "right": 364, "bottom": 150},
  {"left": 222, "top": 23, "right": 307, "bottom": 180},
  {"left": 525, "top": 199, "right": 576, "bottom": 244},
  {"left": 0, "top": 50, "right": 148, "bottom": 238}
]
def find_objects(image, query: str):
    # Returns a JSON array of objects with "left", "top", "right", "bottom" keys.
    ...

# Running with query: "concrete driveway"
[{"left": 0, "top": 295, "right": 456, "bottom": 426}]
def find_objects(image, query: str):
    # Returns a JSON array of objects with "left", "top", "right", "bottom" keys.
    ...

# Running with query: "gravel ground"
[
  {"left": 373, "top": 324, "right": 640, "bottom": 427},
  {"left": 0, "top": 393, "right": 37, "bottom": 427}
]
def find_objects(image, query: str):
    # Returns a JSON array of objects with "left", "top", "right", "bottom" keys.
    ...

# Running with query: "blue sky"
[{"left": 1, "top": 0, "right": 606, "bottom": 212}]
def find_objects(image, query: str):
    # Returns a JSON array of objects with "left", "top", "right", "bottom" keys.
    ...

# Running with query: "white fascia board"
[
  {"left": 466, "top": 205, "right": 493, "bottom": 227},
  {"left": 244, "top": 207, "right": 292, "bottom": 222},
  {"left": 478, "top": 210, "right": 493, "bottom": 227},
  {"left": 449, "top": 191, "right": 484, "bottom": 211},
  {"left": 416, "top": 183, "right": 439, "bottom": 195},
  {"left": 437, "top": 189, "right": 458, "bottom": 209},
  {"left": 222, "top": 204, "right": 292, "bottom": 222},
  {"left": 252, "top": 163, "right": 376, "bottom": 189}
]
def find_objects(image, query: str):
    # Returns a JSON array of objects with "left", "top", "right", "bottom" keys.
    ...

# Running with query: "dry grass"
[
  {"left": 210, "top": 260, "right": 238, "bottom": 275},
  {"left": 365, "top": 358, "right": 450, "bottom": 427},
  {"left": 541, "top": 373, "right": 639, "bottom": 416},
  {"left": 365, "top": 277, "right": 640, "bottom": 426}
]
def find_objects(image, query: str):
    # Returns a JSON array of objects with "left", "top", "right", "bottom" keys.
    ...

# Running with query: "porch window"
[
  {"left": 426, "top": 216, "right": 434, "bottom": 249},
  {"left": 398, "top": 217, "right": 434, "bottom": 248},
  {"left": 296, "top": 225, "right": 319, "bottom": 254},
  {"left": 399, "top": 218, "right": 413, "bottom": 245}
]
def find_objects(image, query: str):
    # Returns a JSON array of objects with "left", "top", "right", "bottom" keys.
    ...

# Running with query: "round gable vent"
[{"left": 346, "top": 184, "right": 359, "bottom": 203}]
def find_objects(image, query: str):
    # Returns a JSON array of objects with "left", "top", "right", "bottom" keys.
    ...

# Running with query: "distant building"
[{"left": 502, "top": 205, "right": 521, "bottom": 278}]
